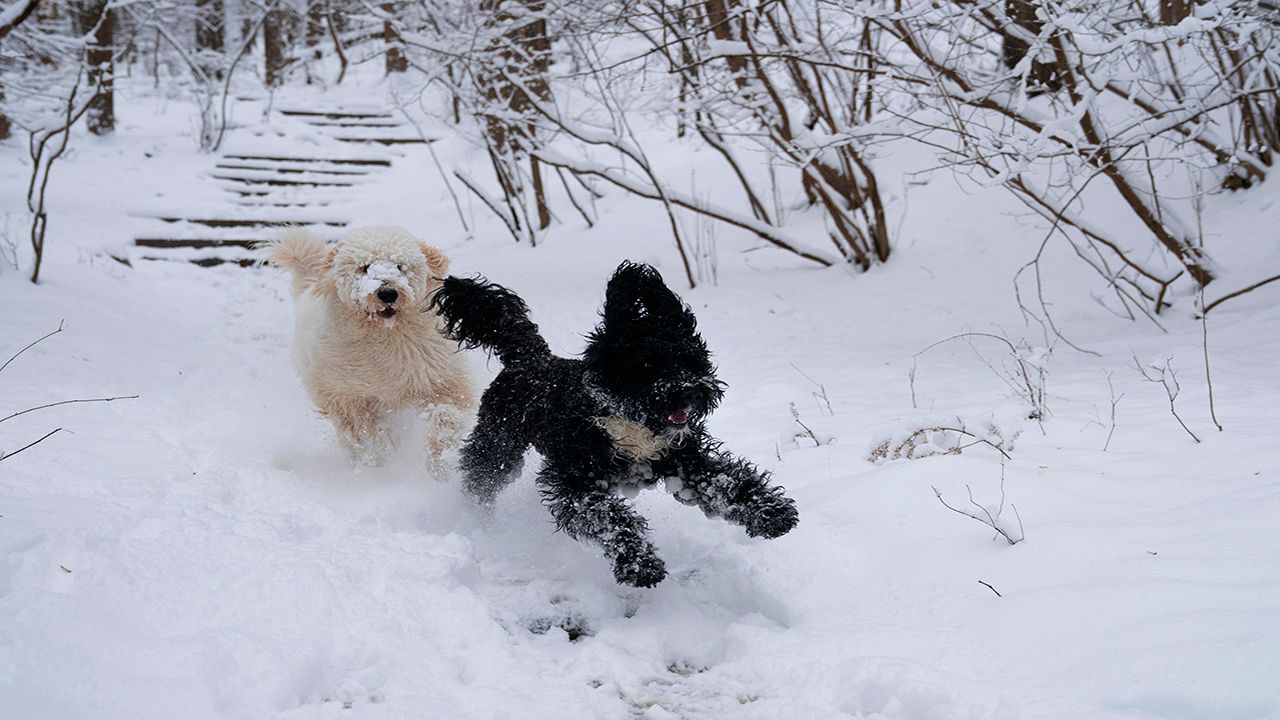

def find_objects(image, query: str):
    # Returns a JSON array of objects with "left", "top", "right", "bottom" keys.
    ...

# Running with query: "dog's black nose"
[{"left": 377, "top": 287, "right": 399, "bottom": 304}]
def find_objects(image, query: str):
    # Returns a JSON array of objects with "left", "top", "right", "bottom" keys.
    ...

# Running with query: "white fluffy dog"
[{"left": 267, "top": 226, "right": 473, "bottom": 474}]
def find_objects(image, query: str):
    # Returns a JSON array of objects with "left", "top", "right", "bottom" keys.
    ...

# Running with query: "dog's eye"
[{"left": 360, "top": 264, "right": 370, "bottom": 273}]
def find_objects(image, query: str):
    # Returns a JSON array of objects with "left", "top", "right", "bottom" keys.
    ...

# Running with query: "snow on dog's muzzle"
[
  {"left": 375, "top": 286, "right": 399, "bottom": 318},
  {"left": 353, "top": 261, "right": 414, "bottom": 324}
]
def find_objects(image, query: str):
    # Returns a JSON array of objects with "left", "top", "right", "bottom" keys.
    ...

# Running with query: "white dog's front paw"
[
  {"left": 340, "top": 424, "right": 396, "bottom": 468},
  {"left": 421, "top": 403, "right": 470, "bottom": 482}
]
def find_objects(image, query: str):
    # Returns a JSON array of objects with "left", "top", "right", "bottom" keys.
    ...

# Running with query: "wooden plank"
[
  {"left": 214, "top": 162, "right": 371, "bottom": 176},
  {"left": 296, "top": 119, "right": 403, "bottom": 128},
  {"left": 148, "top": 217, "right": 347, "bottom": 228},
  {"left": 333, "top": 137, "right": 430, "bottom": 145},
  {"left": 222, "top": 154, "right": 392, "bottom": 167},
  {"left": 231, "top": 201, "right": 333, "bottom": 208},
  {"left": 210, "top": 174, "right": 358, "bottom": 187},
  {"left": 139, "top": 255, "right": 260, "bottom": 268},
  {"left": 135, "top": 238, "right": 265, "bottom": 249},
  {"left": 279, "top": 110, "right": 394, "bottom": 120}
]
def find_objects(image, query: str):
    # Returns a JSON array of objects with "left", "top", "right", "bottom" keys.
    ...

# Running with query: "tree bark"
[
  {"left": 0, "top": 83, "right": 10, "bottom": 140},
  {"left": 382, "top": 2, "right": 407, "bottom": 73},
  {"left": 0, "top": 0, "right": 41, "bottom": 40},
  {"left": 306, "top": 0, "right": 326, "bottom": 58},
  {"left": 1159, "top": 0, "right": 1192, "bottom": 25},
  {"left": 1001, "top": 0, "right": 1059, "bottom": 92},
  {"left": 195, "top": 0, "right": 224, "bottom": 79},
  {"left": 72, "top": 0, "right": 114, "bottom": 135},
  {"left": 263, "top": 5, "right": 285, "bottom": 87},
  {"left": 479, "top": 0, "right": 550, "bottom": 150},
  {"left": 195, "top": 0, "right": 223, "bottom": 53}
]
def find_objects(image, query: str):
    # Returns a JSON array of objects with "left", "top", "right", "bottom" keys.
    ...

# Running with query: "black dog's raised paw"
[
  {"left": 742, "top": 496, "right": 799, "bottom": 539},
  {"left": 613, "top": 550, "right": 668, "bottom": 588}
]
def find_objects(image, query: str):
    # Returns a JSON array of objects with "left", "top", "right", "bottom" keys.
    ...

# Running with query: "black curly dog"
[{"left": 428, "top": 261, "right": 798, "bottom": 587}]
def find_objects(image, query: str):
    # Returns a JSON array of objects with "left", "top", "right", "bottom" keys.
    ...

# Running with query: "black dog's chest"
[{"left": 602, "top": 460, "right": 659, "bottom": 497}]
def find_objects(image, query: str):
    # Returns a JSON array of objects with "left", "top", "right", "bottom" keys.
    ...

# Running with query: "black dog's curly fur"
[{"left": 429, "top": 262, "right": 798, "bottom": 587}]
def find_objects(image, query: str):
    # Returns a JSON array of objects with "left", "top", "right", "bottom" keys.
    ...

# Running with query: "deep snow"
[{"left": 1, "top": 71, "right": 1278, "bottom": 720}]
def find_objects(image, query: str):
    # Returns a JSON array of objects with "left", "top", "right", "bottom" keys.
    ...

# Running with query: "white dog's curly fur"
[{"left": 266, "top": 226, "right": 473, "bottom": 474}]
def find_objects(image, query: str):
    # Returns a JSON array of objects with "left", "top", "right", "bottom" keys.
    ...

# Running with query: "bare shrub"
[
  {"left": 933, "top": 467, "right": 1025, "bottom": 546},
  {"left": 0, "top": 322, "right": 138, "bottom": 462},
  {"left": 1133, "top": 354, "right": 1201, "bottom": 444},
  {"left": 870, "top": 418, "right": 1017, "bottom": 464},
  {"left": 911, "top": 333, "right": 1050, "bottom": 429}
]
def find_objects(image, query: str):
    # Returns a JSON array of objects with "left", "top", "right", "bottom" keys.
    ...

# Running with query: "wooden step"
[
  {"left": 140, "top": 255, "right": 260, "bottom": 268},
  {"left": 334, "top": 136, "right": 430, "bottom": 145},
  {"left": 222, "top": 154, "right": 392, "bottom": 167},
  {"left": 221, "top": 189, "right": 347, "bottom": 201},
  {"left": 231, "top": 200, "right": 333, "bottom": 209},
  {"left": 296, "top": 118, "right": 404, "bottom": 128},
  {"left": 210, "top": 173, "right": 359, "bottom": 187},
  {"left": 146, "top": 217, "right": 347, "bottom": 228},
  {"left": 214, "top": 162, "right": 371, "bottom": 176},
  {"left": 136, "top": 238, "right": 266, "bottom": 249},
  {"left": 279, "top": 109, "right": 394, "bottom": 120}
]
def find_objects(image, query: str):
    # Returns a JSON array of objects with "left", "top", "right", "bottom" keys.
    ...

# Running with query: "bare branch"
[
  {"left": 0, "top": 0, "right": 39, "bottom": 41},
  {"left": 0, "top": 319, "right": 64, "bottom": 375},
  {"left": 0, "top": 427, "right": 64, "bottom": 462},
  {"left": 933, "top": 477, "right": 1024, "bottom": 546},
  {"left": 1, "top": 395, "right": 140, "bottom": 425}
]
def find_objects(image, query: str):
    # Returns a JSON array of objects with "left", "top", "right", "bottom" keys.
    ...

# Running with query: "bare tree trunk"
[
  {"left": 382, "top": 2, "right": 407, "bottom": 73},
  {"left": 71, "top": 0, "right": 113, "bottom": 135},
  {"left": 1001, "top": 0, "right": 1059, "bottom": 92},
  {"left": 263, "top": 4, "right": 285, "bottom": 87},
  {"left": 0, "top": 84, "right": 10, "bottom": 141},
  {"left": 324, "top": 4, "right": 349, "bottom": 83},
  {"left": 530, "top": 155, "right": 551, "bottom": 230},
  {"left": 476, "top": 0, "right": 552, "bottom": 240},
  {"left": 1159, "top": 0, "right": 1192, "bottom": 24},
  {"left": 0, "top": 0, "right": 41, "bottom": 118},
  {"left": 703, "top": 0, "right": 749, "bottom": 86},
  {"left": 306, "top": 0, "right": 326, "bottom": 58},
  {"left": 195, "top": 0, "right": 224, "bottom": 79},
  {"left": 196, "top": 0, "right": 223, "bottom": 53},
  {"left": 479, "top": 0, "right": 549, "bottom": 149}
]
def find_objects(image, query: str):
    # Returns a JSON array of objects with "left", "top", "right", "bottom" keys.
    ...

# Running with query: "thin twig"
[
  {"left": 1103, "top": 373, "right": 1124, "bottom": 452},
  {"left": 790, "top": 363, "right": 833, "bottom": 415},
  {"left": 914, "top": 332, "right": 1047, "bottom": 424},
  {"left": 932, "top": 477, "right": 1024, "bottom": 546},
  {"left": 789, "top": 402, "right": 820, "bottom": 447},
  {"left": 0, "top": 427, "right": 64, "bottom": 462},
  {"left": 978, "top": 580, "right": 1002, "bottom": 597},
  {"left": 0, "top": 319, "right": 64, "bottom": 375},
  {"left": 941, "top": 427, "right": 1013, "bottom": 460},
  {"left": 1203, "top": 286, "right": 1223, "bottom": 430},
  {"left": 1201, "top": 273, "right": 1280, "bottom": 315},
  {"left": 1, "top": 395, "right": 139, "bottom": 424},
  {"left": 1133, "top": 355, "right": 1200, "bottom": 443}
]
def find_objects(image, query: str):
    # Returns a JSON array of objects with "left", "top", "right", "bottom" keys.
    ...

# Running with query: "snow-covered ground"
[{"left": 2, "top": 73, "right": 1278, "bottom": 720}]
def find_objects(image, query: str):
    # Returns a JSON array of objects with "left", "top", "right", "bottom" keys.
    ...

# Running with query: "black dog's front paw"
[
  {"left": 742, "top": 494, "right": 799, "bottom": 539},
  {"left": 613, "top": 548, "right": 668, "bottom": 588}
]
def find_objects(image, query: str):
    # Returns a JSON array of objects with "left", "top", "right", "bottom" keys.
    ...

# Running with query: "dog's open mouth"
[
  {"left": 667, "top": 408, "right": 690, "bottom": 426},
  {"left": 377, "top": 306, "right": 398, "bottom": 319}
]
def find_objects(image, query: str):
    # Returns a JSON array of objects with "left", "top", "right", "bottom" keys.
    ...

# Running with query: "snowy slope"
[{"left": 1, "top": 72, "right": 1278, "bottom": 720}]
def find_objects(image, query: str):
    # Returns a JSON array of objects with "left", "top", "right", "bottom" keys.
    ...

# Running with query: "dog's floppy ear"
[
  {"left": 420, "top": 242, "right": 450, "bottom": 279},
  {"left": 602, "top": 261, "right": 691, "bottom": 327}
]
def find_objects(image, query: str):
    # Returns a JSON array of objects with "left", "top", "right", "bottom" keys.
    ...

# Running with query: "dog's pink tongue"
[{"left": 668, "top": 409, "right": 689, "bottom": 424}]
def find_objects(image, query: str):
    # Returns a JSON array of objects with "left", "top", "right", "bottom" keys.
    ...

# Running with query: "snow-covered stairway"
[
  {"left": 132, "top": 102, "right": 428, "bottom": 268},
  {"left": 277, "top": 108, "right": 431, "bottom": 145}
]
